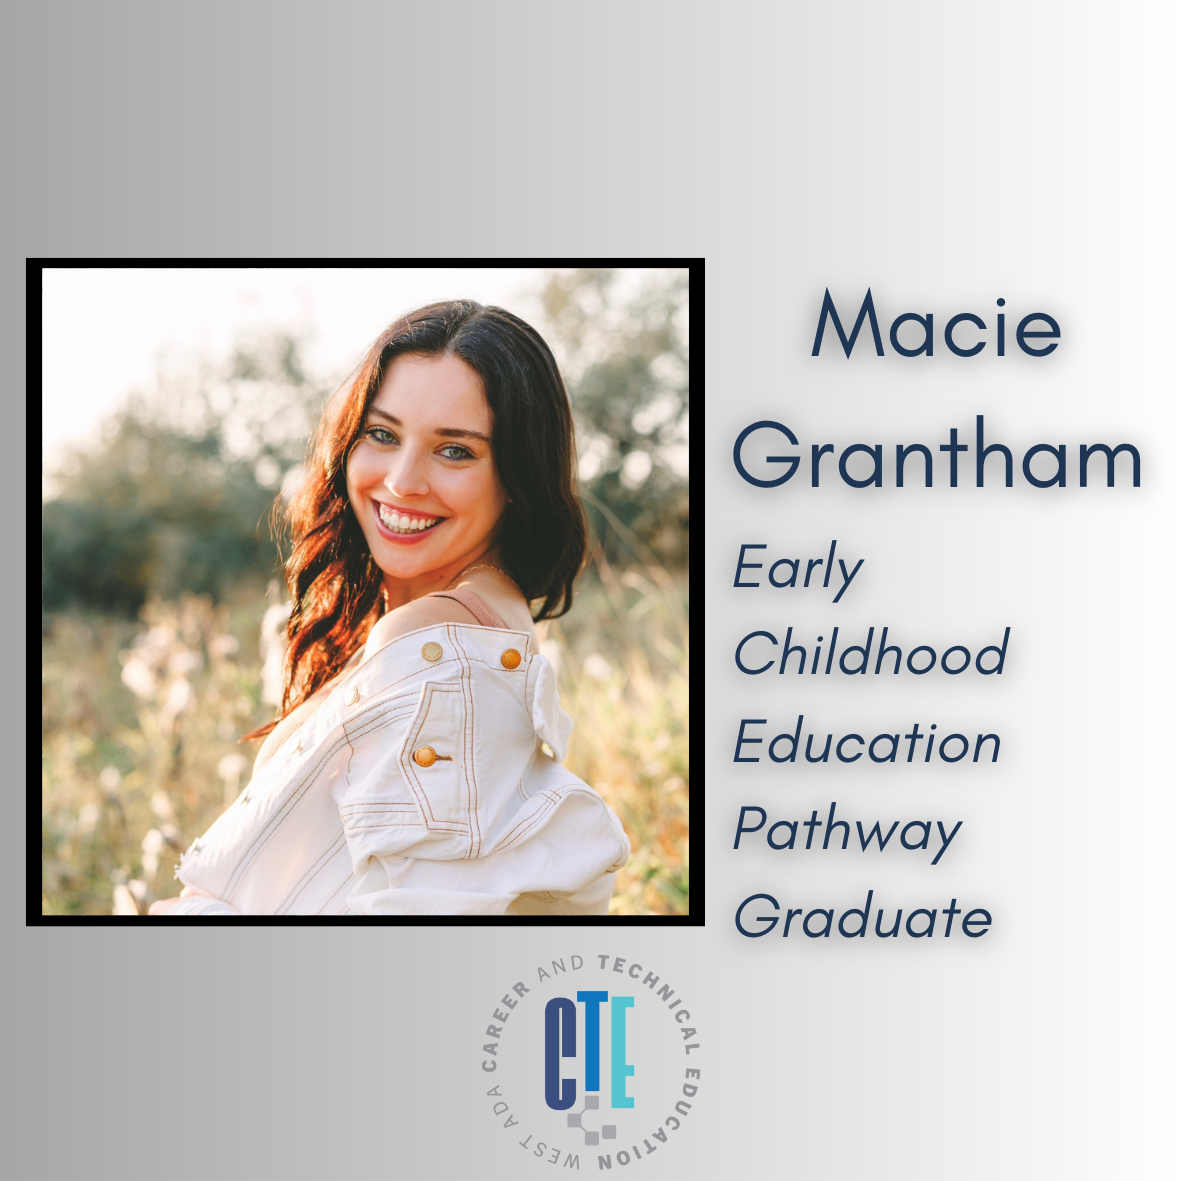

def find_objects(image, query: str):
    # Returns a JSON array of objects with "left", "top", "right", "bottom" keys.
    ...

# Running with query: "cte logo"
[{"left": 544, "top": 991, "right": 635, "bottom": 1111}]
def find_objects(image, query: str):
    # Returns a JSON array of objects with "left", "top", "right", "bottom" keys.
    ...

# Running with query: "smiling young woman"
[{"left": 149, "top": 301, "right": 629, "bottom": 917}]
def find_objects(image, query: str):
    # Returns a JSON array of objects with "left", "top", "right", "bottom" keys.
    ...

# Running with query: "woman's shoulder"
[
  {"left": 364, "top": 594, "right": 484, "bottom": 653},
  {"left": 451, "top": 569, "right": 536, "bottom": 634}
]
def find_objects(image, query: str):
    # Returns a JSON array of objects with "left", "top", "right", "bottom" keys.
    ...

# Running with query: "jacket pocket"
[{"left": 399, "top": 680, "right": 476, "bottom": 845}]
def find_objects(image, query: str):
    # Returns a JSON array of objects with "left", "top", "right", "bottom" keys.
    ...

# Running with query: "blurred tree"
[
  {"left": 537, "top": 268, "right": 690, "bottom": 567},
  {"left": 42, "top": 331, "right": 325, "bottom": 615}
]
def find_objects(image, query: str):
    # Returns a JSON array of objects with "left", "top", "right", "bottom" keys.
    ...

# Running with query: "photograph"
[{"left": 39, "top": 264, "right": 695, "bottom": 920}]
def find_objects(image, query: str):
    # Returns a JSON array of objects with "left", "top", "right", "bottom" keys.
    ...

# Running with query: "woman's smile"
[{"left": 371, "top": 499, "right": 447, "bottom": 541}]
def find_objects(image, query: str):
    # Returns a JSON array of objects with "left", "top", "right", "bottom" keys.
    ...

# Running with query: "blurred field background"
[{"left": 40, "top": 267, "right": 690, "bottom": 916}]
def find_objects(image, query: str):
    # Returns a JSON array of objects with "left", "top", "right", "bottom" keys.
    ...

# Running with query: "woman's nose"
[{"left": 383, "top": 447, "right": 430, "bottom": 498}]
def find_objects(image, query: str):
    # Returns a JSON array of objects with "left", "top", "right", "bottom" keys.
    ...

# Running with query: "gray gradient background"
[{"left": 14, "top": 3, "right": 1178, "bottom": 1179}]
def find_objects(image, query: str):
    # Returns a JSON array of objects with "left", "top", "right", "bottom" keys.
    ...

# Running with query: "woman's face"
[{"left": 346, "top": 352, "right": 508, "bottom": 590}]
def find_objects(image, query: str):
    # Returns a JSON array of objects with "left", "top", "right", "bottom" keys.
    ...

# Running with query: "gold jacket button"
[
  {"left": 500, "top": 648, "right": 521, "bottom": 670},
  {"left": 345, "top": 685, "right": 359, "bottom": 706},
  {"left": 421, "top": 641, "right": 443, "bottom": 662},
  {"left": 413, "top": 745, "right": 453, "bottom": 768}
]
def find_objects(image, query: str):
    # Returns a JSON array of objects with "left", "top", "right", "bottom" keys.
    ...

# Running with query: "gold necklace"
[{"left": 445, "top": 562, "right": 525, "bottom": 597}]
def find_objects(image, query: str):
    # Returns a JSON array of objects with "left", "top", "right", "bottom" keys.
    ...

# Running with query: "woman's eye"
[
  {"left": 367, "top": 427, "right": 396, "bottom": 444},
  {"left": 440, "top": 444, "right": 474, "bottom": 461}
]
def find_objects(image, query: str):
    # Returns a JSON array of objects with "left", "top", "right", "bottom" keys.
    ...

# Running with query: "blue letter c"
[{"left": 544, "top": 997, "right": 577, "bottom": 1110}]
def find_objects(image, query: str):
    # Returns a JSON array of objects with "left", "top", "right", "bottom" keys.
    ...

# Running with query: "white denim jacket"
[{"left": 169, "top": 620, "right": 630, "bottom": 916}]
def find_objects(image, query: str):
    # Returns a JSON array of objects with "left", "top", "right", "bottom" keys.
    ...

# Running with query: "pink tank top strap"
[{"left": 426, "top": 587, "right": 512, "bottom": 630}]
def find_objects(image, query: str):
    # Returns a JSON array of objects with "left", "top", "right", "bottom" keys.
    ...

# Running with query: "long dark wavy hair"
[{"left": 246, "top": 300, "right": 587, "bottom": 739}]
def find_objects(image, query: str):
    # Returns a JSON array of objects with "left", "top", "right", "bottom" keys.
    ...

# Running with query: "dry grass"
[
  {"left": 542, "top": 556, "right": 689, "bottom": 915},
  {"left": 40, "top": 566, "right": 689, "bottom": 917}
]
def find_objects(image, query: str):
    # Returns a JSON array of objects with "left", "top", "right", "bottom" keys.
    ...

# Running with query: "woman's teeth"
[{"left": 378, "top": 504, "right": 441, "bottom": 534}]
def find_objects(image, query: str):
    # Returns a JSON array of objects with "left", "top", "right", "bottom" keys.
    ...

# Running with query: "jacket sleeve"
[
  {"left": 160, "top": 888, "right": 242, "bottom": 916},
  {"left": 335, "top": 659, "right": 631, "bottom": 916},
  {"left": 341, "top": 781, "right": 628, "bottom": 916}
]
